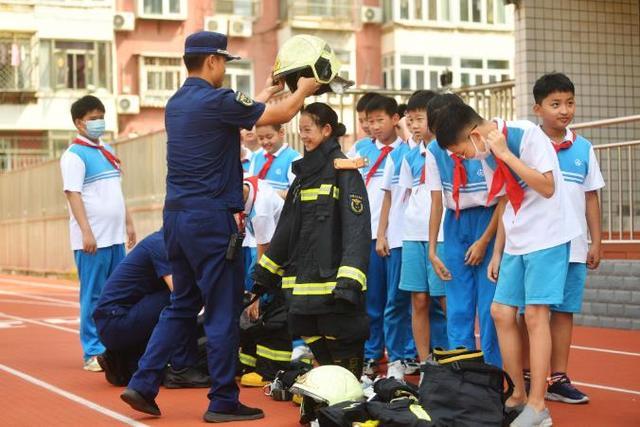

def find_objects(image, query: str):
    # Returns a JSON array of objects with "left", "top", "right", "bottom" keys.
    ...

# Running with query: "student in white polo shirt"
[
  {"left": 435, "top": 102, "right": 580, "bottom": 427},
  {"left": 527, "top": 72, "right": 605, "bottom": 405},
  {"left": 397, "top": 91, "right": 448, "bottom": 372}
]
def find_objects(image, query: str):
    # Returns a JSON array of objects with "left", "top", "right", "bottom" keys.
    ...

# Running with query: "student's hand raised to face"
[
  {"left": 430, "top": 253, "right": 452, "bottom": 281},
  {"left": 486, "top": 129, "right": 510, "bottom": 161}
]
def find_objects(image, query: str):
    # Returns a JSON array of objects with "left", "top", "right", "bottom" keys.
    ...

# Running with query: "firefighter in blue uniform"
[{"left": 120, "top": 31, "right": 319, "bottom": 423}]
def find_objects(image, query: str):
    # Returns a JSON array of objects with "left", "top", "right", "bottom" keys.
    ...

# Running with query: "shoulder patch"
[
  {"left": 349, "top": 193, "right": 364, "bottom": 215},
  {"left": 235, "top": 91, "right": 254, "bottom": 107}
]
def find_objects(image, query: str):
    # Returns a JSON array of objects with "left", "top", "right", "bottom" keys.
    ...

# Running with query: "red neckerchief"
[
  {"left": 486, "top": 122, "right": 524, "bottom": 214},
  {"left": 366, "top": 145, "right": 394, "bottom": 186},
  {"left": 73, "top": 138, "right": 121, "bottom": 171},
  {"left": 551, "top": 129, "right": 577, "bottom": 153},
  {"left": 257, "top": 152, "right": 275, "bottom": 179},
  {"left": 450, "top": 154, "right": 468, "bottom": 219}
]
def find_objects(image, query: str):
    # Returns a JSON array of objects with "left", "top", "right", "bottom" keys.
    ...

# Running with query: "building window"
[
  {"left": 393, "top": 0, "right": 451, "bottom": 22},
  {"left": 334, "top": 49, "right": 353, "bottom": 81},
  {"left": 290, "top": 0, "right": 353, "bottom": 19},
  {"left": 460, "top": 0, "right": 506, "bottom": 24},
  {"left": 428, "top": 56, "right": 452, "bottom": 89},
  {"left": 223, "top": 61, "right": 253, "bottom": 95},
  {"left": 39, "top": 40, "right": 112, "bottom": 92},
  {"left": 139, "top": 56, "right": 184, "bottom": 107},
  {"left": 138, "top": 0, "right": 187, "bottom": 19},
  {"left": 216, "top": 0, "right": 260, "bottom": 18},
  {"left": 0, "top": 33, "right": 35, "bottom": 91}
]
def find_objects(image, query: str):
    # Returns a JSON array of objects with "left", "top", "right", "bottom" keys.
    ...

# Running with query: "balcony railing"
[
  {"left": 215, "top": 0, "right": 260, "bottom": 18},
  {"left": 283, "top": 0, "right": 359, "bottom": 28}
]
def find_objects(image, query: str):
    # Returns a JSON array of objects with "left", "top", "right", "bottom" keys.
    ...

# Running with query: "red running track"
[{"left": 0, "top": 274, "right": 638, "bottom": 426}]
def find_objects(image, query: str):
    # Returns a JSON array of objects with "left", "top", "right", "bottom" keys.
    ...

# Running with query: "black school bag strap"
[{"left": 450, "top": 361, "right": 515, "bottom": 403}]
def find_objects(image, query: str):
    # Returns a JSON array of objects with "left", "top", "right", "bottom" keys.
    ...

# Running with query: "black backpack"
[{"left": 419, "top": 358, "right": 514, "bottom": 427}]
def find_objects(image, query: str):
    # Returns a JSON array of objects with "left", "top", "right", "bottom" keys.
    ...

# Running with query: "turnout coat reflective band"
[{"left": 254, "top": 138, "right": 371, "bottom": 315}]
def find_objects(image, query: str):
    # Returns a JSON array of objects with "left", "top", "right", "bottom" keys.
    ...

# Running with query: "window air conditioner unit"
[
  {"left": 204, "top": 16, "right": 228, "bottom": 34},
  {"left": 114, "top": 12, "right": 135, "bottom": 31},
  {"left": 361, "top": 6, "right": 383, "bottom": 24},
  {"left": 228, "top": 18, "right": 252, "bottom": 38},
  {"left": 117, "top": 95, "right": 140, "bottom": 115}
]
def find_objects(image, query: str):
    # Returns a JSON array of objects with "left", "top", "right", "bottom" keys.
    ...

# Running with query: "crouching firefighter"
[{"left": 253, "top": 102, "right": 371, "bottom": 379}]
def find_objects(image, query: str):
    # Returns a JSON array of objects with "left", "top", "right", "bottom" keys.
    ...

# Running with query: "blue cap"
[{"left": 184, "top": 31, "right": 240, "bottom": 60}]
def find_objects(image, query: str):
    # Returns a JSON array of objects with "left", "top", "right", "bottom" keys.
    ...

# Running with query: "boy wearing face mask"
[
  {"left": 60, "top": 95, "right": 136, "bottom": 372},
  {"left": 435, "top": 102, "right": 580, "bottom": 427},
  {"left": 423, "top": 94, "right": 503, "bottom": 368}
]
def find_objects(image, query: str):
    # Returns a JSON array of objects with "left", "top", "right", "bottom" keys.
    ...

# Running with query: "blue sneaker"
[{"left": 545, "top": 373, "right": 589, "bottom": 404}]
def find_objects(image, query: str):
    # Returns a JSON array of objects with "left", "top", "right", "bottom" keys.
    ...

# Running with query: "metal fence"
[{"left": 279, "top": 80, "right": 516, "bottom": 153}]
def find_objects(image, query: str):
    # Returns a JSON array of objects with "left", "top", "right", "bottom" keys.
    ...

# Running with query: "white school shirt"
[
  {"left": 545, "top": 128, "right": 605, "bottom": 263},
  {"left": 380, "top": 142, "right": 411, "bottom": 249},
  {"left": 243, "top": 179, "right": 284, "bottom": 246},
  {"left": 489, "top": 121, "right": 581, "bottom": 255},
  {"left": 60, "top": 135, "right": 126, "bottom": 251},
  {"left": 398, "top": 142, "right": 445, "bottom": 242}
]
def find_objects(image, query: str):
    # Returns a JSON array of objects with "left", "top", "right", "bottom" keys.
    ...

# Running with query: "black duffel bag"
[{"left": 419, "top": 360, "right": 514, "bottom": 427}]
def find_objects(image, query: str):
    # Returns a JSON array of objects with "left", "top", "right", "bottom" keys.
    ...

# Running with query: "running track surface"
[{"left": 0, "top": 274, "right": 638, "bottom": 426}]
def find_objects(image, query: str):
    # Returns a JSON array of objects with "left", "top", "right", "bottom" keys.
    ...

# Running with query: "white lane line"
[
  {"left": 0, "top": 312, "right": 78, "bottom": 334},
  {"left": 0, "top": 290, "right": 78, "bottom": 307},
  {"left": 0, "top": 363, "right": 148, "bottom": 427},
  {"left": 571, "top": 345, "right": 640, "bottom": 358},
  {"left": 572, "top": 381, "right": 640, "bottom": 396},
  {"left": 0, "top": 299, "right": 78, "bottom": 308},
  {"left": 474, "top": 332, "right": 640, "bottom": 358},
  {"left": 0, "top": 277, "right": 78, "bottom": 291}
]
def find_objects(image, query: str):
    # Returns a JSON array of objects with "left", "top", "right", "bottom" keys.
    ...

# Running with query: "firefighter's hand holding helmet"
[{"left": 273, "top": 34, "right": 354, "bottom": 96}]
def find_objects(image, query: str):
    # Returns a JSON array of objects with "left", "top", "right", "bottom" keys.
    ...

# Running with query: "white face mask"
[{"left": 470, "top": 135, "right": 491, "bottom": 160}]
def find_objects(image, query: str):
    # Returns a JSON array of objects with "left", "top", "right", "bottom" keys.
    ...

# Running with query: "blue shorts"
[
  {"left": 493, "top": 243, "right": 570, "bottom": 307},
  {"left": 551, "top": 262, "right": 587, "bottom": 313},
  {"left": 399, "top": 241, "right": 446, "bottom": 297}
]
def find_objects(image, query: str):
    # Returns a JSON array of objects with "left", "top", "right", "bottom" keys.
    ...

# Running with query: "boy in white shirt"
[
  {"left": 397, "top": 91, "right": 448, "bottom": 370},
  {"left": 60, "top": 95, "right": 136, "bottom": 371}
]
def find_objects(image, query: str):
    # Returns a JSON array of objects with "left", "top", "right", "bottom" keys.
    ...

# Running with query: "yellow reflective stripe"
[
  {"left": 256, "top": 345, "right": 292, "bottom": 362},
  {"left": 302, "top": 336, "right": 322, "bottom": 344},
  {"left": 300, "top": 185, "right": 339, "bottom": 202},
  {"left": 292, "top": 281, "right": 337, "bottom": 295},
  {"left": 337, "top": 266, "right": 367, "bottom": 290},
  {"left": 409, "top": 404, "right": 432, "bottom": 421},
  {"left": 282, "top": 276, "right": 296, "bottom": 289},
  {"left": 258, "top": 255, "right": 284, "bottom": 276},
  {"left": 438, "top": 351, "right": 485, "bottom": 365},
  {"left": 239, "top": 352, "right": 257, "bottom": 367}
]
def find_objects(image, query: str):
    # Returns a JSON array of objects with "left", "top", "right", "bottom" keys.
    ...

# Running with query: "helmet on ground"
[
  {"left": 273, "top": 34, "right": 354, "bottom": 95},
  {"left": 290, "top": 365, "right": 365, "bottom": 423}
]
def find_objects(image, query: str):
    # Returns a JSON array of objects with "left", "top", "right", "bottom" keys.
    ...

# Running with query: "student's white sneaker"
[
  {"left": 83, "top": 356, "right": 103, "bottom": 372},
  {"left": 386, "top": 360, "right": 406, "bottom": 380}
]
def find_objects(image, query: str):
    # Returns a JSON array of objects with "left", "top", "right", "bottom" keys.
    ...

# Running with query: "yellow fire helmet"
[
  {"left": 273, "top": 34, "right": 354, "bottom": 95},
  {"left": 290, "top": 365, "right": 364, "bottom": 405}
]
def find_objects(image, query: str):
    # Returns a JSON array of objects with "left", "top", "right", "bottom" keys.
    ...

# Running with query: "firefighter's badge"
[{"left": 350, "top": 194, "right": 364, "bottom": 215}]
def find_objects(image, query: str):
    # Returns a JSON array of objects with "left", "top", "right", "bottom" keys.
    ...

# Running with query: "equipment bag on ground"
[{"left": 419, "top": 359, "right": 514, "bottom": 426}]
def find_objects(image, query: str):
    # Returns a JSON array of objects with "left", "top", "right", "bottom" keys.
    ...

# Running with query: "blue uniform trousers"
[
  {"left": 128, "top": 206, "right": 244, "bottom": 412},
  {"left": 442, "top": 206, "right": 501, "bottom": 367},
  {"left": 94, "top": 289, "right": 197, "bottom": 375},
  {"left": 75, "top": 244, "right": 125, "bottom": 360},
  {"left": 364, "top": 242, "right": 414, "bottom": 362},
  {"left": 430, "top": 296, "right": 449, "bottom": 350}
]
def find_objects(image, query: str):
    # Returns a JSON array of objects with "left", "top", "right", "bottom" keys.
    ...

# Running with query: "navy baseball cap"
[{"left": 184, "top": 31, "right": 240, "bottom": 61}]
